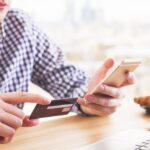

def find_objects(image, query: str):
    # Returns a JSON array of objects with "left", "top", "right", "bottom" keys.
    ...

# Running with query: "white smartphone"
[{"left": 91, "top": 59, "right": 142, "bottom": 94}]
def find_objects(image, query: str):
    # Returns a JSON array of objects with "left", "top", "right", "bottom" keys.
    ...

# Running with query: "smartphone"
[{"left": 91, "top": 59, "right": 142, "bottom": 94}]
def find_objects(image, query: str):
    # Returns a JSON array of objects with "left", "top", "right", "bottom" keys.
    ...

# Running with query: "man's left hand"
[{"left": 77, "top": 58, "right": 135, "bottom": 116}]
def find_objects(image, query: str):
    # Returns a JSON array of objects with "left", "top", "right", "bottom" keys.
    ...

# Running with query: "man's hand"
[
  {"left": 0, "top": 92, "right": 50, "bottom": 144},
  {"left": 77, "top": 58, "right": 135, "bottom": 116}
]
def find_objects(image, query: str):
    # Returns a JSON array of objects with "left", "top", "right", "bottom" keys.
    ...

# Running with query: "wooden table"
[{"left": 1, "top": 101, "right": 150, "bottom": 150}]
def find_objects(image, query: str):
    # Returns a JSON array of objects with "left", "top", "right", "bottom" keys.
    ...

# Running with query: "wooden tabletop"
[{"left": 1, "top": 101, "right": 150, "bottom": 150}]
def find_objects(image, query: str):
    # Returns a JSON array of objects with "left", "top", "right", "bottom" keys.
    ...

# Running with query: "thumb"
[
  {"left": 88, "top": 58, "right": 114, "bottom": 93},
  {"left": 96, "top": 58, "right": 114, "bottom": 80},
  {"left": 22, "top": 116, "right": 39, "bottom": 127},
  {"left": 0, "top": 92, "right": 51, "bottom": 105}
]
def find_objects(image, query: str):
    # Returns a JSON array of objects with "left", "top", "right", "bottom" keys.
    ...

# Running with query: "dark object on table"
[
  {"left": 141, "top": 105, "right": 150, "bottom": 114},
  {"left": 134, "top": 96, "right": 150, "bottom": 114}
]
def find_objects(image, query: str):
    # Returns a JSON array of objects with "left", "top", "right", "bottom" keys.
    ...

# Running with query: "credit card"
[{"left": 30, "top": 98, "right": 77, "bottom": 119}]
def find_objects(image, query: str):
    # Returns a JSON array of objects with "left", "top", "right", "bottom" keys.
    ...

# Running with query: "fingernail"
[
  {"left": 99, "top": 84, "right": 105, "bottom": 91},
  {"left": 77, "top": 98, "right": 84, "bottom": 105},
  {"left": 77, "top": 98, "right": 88, "bottom": 105},
  {"left": 43, "top": 97, "right": 51, "bottom": 104}
]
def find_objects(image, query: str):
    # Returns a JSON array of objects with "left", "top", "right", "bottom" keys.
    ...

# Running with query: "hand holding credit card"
[{"left": 30, "top": 98, "right": 77, "bottom": 119}]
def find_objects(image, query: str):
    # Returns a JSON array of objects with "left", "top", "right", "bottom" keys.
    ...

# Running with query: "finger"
[
  {"left": 0, "top": 136, "right": 13, "bottom": 144},
  {"left": 3, "top": 136, "right": 14, "bottom": 144},
  {"left": 94, "top": 84, "right": 124, "bottom": 99},
  {"left": 0, "top": 122, "right": 15, "bottom": 143},
  {"left": 1, "top": 100, "right": 25, "bottom": 119},
  {"left": 0, "top": 92, "right": 51, "bottom": 105},
  {"left": 0, "top": 110, "right": 22, "bottom": 129},
  {"left": 81, "top": 104, "right": 117, "bottom": 116},
  {"left": 22, "top": 116, "right": 39, "bottom": 127},
  {"left": 122, "top": 72, "right": 136, "bottom": 86},
  {"left": 85, "top": 94, "right": 122, "bottom": 107},
  {"left": 0, "top": 136, "right": 4, "bottom": 144},
  {"left": 95, "top": 58, "right": 114, "bottom": 81},
  {"left": 77, "top": 98, "right": 87, "bottom": 105},
  {"left": 97, "top": 58, "right": 114, "bottom": 79},
  {"left": 88, "top": 58, "right": 114, "bottom": 93}
]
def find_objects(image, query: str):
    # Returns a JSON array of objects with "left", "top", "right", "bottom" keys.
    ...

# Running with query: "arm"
[
  {"left": 31, "top": 26, "right": 88, "bottom": 99},
  {"left": 30, "top": 24, "right": 135, "bottom": 117}
]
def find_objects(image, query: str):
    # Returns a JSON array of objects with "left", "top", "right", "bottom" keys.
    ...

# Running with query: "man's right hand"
[{"left": 0, "top": 92, "right": 51, "bottom": 144}]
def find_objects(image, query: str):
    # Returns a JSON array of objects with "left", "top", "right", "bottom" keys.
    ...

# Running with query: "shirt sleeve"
[{"left": 31, "top": 25, "right": 88, "bottom": 99}]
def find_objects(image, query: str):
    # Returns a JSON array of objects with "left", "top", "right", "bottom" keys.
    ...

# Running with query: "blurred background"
[{"left": 12, "top": 0, "right": 150, "bottom": 98}]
